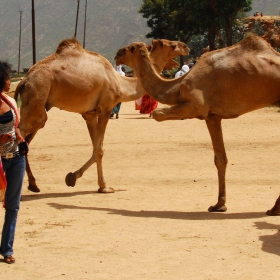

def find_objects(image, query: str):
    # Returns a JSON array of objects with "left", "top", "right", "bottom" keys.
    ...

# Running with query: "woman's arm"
[{"left": 15, "top": 127, "right": 24, "bottom": 143}]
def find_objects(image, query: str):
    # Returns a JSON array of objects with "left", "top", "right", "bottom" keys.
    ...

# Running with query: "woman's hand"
[{"left": 16, "top": 134, "right": 24, "bottom": 143}]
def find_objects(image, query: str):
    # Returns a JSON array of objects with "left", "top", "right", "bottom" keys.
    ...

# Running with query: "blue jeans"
[
  {"left": 112, "top": 103, "right": 121, "bottom": 114},
  {"left": 0, "top": 154, "right": 26, "bottom": 257}
]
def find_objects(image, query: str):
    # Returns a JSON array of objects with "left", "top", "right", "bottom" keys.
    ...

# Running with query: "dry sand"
[{"left": 0, "top": 101, "right": 279, "bottom": 279}]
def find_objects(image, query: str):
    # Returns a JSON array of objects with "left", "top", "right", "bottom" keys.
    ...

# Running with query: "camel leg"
[
  {"left": 25, "top": 133, "right": 41, "bottom": 193},
  {"left": 152, "top": 103, "right": 202, "bottom": 121},
  {"left": 65, "top": 112, "right": 100, "bottom": 187},
  {"left": 206, "top": 116, "right": 228, "bottom": 212},
  {"left": 266, "top": 195, "right": 280, "bottom": 216},
  {"left": 153, "top": 101, "right": 228, "bottom": 211},
  {"left": 86, "top": 111, "right": 114, "bottom": 193},
  {"left": 153, "top": 94, "right": 208, "bottom": 121},
  {"left": 65, "top": 154, "right": 97, "bottom": 187},
  {"left": 66, "top": 109, "right": 114, "bottom": 193}
]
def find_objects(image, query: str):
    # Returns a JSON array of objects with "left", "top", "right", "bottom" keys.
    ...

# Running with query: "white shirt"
[
  {"left": 115, "top": 65, "right": 125, "bottom": 76},
  {"left": 175, "top": 65, "right": 190, "bottom": 78}
]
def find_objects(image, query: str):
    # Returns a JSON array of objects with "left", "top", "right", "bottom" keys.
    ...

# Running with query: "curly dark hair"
[{"left": 0, "top": 61, "right": 12, "bottom": 92}]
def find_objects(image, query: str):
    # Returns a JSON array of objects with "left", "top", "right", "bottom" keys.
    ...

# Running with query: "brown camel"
[
  {"left": 262, "top": 29, "right": 280, "bottom": 48},
  {"left": 114, "top": 35, "right": 280, "bottom": 215},
  {"left": 14, "top": 37, "right": 190, "bottom": 193}
]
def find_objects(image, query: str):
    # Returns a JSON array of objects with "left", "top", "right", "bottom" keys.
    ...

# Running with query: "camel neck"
[
  {"left": 133, "top": 48, "right": 185, "bottom": 105},
  {"left": 118, "top": 76, "right": 146, "bottom": 102}
]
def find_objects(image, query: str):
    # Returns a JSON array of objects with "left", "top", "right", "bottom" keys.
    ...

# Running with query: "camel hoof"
[
  {"left": 266, "top": 209, "right": 279, "bottom": 216},
  {"left": 208, "top": 205, "right": 227, "bottom": 212},
  {"left": 28, "top": 185, "right": 40, "bottom": 193},
  {"left": 98, "top": 187, "right": 115, "bottom": 193},
  {"left": 65, "top": 172, "right": 77, "bottom": 187}
]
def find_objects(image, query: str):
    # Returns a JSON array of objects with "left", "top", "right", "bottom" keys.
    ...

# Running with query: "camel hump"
[
  {"left": 56, "top": 37, "right": 83, "bottom": 54},
  {"left": 240, "top": 35, "right": 271, "bottom": 51}
]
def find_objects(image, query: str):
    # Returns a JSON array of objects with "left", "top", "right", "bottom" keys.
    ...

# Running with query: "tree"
[
  {"left": 212, "top": 0, "right": 252, "bottom": 46},
  {"left": 138, "top": 0, "right": 178, "bottom": 39},
  {"left": 139, "top": 0, "right": 252, "bottom": 51}
]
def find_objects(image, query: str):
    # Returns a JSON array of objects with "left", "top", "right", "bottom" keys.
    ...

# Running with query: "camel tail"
[{"left": 14, "top": 78, "right": 27, "bottom": 102}]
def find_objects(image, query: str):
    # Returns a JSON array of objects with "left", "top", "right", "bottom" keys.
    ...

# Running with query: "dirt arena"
[{"left": 0, "top": 101, "right": 279, "bottom": 279}]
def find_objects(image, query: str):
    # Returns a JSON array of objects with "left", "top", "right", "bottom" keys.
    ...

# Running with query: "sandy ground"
[{"left": 0, "top": 101, "right": 279, "bottom": 279}]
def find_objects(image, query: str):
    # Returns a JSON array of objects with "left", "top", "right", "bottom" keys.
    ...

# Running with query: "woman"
[{"left": 0, "top": 61, "right": 26, "bottom": 264}]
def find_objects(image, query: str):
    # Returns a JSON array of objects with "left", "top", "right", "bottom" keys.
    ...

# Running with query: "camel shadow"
[
  {"left": 21, "top": 189, "right": 127, "bottom": 202},
  {"left": 47, "top": 202, "right": 267, "bottom": 220},
  {"left": 120, "top": 113, "right": 143, "bottom": 116},
  {"left": 254, "top": 221, "right": 280, "bottom": 256},
  {"left": 123, "top": 117, "right": 151, "bottom": 120}
]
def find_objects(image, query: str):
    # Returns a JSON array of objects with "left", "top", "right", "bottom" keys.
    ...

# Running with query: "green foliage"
[
  {"left": 139, "top": 0, "right": 178, "bottom": 39},
  {"left": 139, "top": 0, "right": 252, "bottom": 50},
  {"left": 187, "top": 35, "right": 208, "bottom": 58}
]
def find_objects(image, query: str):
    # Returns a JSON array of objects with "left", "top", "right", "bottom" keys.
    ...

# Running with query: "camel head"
[
  {"left": 270, "top": 33, "right": 280, "bottom": 48},
  {"left": 14, "top": 79, "right": 48, "bottom": 140},
  {"left": 115, "top": 39, "right": 190, "bottom": 73},
  {"left": 115, "top": 42, "right": 149, "bottom": 69},
  {"left": 151, "top": 39, "right": 190, "bottom": 57},
  {"left": 262, "top": 29, "right": 280, "bottom": 48},
  {"left": 149, "top": 39, "right": 190, "bottom": 73},
  {"left": 261, "top": 29, "right": 274, "bottom": 43}
]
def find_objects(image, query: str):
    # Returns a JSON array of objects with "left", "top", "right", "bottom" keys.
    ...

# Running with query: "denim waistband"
[{"left": 1, "top": 151, "right": 20, "bottom": 159}]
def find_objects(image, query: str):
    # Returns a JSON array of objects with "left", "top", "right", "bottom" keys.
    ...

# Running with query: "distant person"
[
  {"left": 187, "top": 60, "right": 196, "bottom": 69},
  {"left": 140, "top": 93, "right": 158, "bottom": 118},
  {"left": 110, "top": 65, "right": 125, "bottom": 119},
  {"left": 175, "top": 65, "right": 190, "bottom": 78},
  {"left": 261, "top": 12, "right": 263, "bottom": 17}
]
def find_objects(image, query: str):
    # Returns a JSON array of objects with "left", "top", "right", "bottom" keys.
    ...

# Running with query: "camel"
[
  {"left": 114, "top": 35, "right": 280, "bottom": 215},
  {"left": 262, "top": 29, "right": 280, "bottom": 48},
  {"left": 14, "top": 37, "right": 190, "bottom": 193}
]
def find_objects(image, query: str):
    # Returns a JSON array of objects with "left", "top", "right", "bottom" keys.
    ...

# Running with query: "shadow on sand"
[
  {"left": 254, "top": 221, "right": 280, "bottom": 257},
  {"left": 22, "top": 189, "right": 271, "bottom": 221},
  {"left": 22, "top": 190, "right": 279, "bottom": 255},
  {"left": 47, "top": 202, "right": 268, "bottom": 221}
]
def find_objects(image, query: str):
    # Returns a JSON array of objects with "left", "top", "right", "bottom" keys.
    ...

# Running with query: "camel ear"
[
  {"left": 130, "top": 46, "right": 136, "bottom": 53},
  {"left": 158, "top": 40, "right": 164, "bottom": 47}
]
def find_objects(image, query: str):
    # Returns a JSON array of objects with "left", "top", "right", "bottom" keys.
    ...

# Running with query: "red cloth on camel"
[{"left": 140, "top": 94, "right": 158, "bottom": 114}]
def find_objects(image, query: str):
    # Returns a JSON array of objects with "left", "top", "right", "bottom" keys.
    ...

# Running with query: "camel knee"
[
  {"left": 214, "top": 155, "right": 228, "bottom": 169},
  {"left": 152, "top": 109, "right": 167, "bottom": 121},
  {"left": 94, "top": 146, "right": 104, "bottom": 158}
]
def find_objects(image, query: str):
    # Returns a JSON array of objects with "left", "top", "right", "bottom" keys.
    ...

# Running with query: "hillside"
[
  {"left": 0, "top": 0, "right": 279, "bottom": 71},
  {"left": 250, "top": 0, "right": 280, "bottom": 16},
  {"left": 0, "top": 0, "right": 150, "bottom": 70}
]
